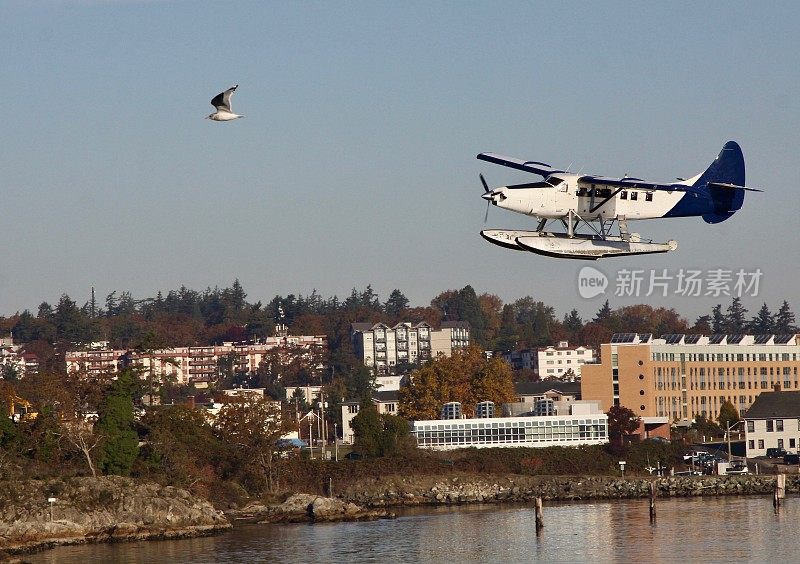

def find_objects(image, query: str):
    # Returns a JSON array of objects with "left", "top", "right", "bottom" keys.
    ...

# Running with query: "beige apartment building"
[
  {"left": 581, "top": 333, "right": 800, "bottom": 422},
  {"left": 66, "top": 332, "right": 327, "bottom": 385}
]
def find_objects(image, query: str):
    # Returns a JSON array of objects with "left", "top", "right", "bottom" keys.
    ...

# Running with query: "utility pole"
[
  {"left": 321, "top": 390, "right": 326, "bottom": 460},
  {"left": 309, "top": 415, "right": 314, "bottom": 460},
  {"left": 727, "top": 421, "right": 743, "bottom": 462},
  {"left": 334, "top": 422, "right": 339, "bottom": 461}
]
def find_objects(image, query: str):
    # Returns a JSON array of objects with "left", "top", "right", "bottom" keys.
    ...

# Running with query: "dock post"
[
  {"left": 774, "top": 474, "right": 785, "bottom": 509},
  {"left": 649, "top": 481, "right": 657, "bottom": 522},
  {"left": 535, "top": 497, "right": 544, "bottom": 532}
]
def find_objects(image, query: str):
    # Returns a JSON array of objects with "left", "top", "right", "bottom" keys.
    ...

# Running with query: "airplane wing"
[
  {"left": 580, "top": 176, "right": 763, "bottom": 193},
  {"left": 477, "top": 153, "right": 565, "bottom": 177}
]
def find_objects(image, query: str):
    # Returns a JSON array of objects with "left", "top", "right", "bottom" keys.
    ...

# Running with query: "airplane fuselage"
[{"left": 489, "top": 173, "right": 708, "bottom": 221}]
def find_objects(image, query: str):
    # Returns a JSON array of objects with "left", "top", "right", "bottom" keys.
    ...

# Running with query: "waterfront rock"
[
  {"left": 0, "top": 476, "right": 230, "bottom": 554},
  {"left": 251, "top": 493, "right": 394, "bottom": 524},
  {"left": 337, "top": 474, "right": 799, "bottom": 508}
]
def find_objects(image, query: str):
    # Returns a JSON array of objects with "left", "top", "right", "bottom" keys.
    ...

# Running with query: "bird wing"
[{"left": 211, "top": 85, "right": 238, "bottom": 111}]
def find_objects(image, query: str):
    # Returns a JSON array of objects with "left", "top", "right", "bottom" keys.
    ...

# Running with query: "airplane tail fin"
[{"left": 692, "top": 141, "right": 746, "bottom": 224}]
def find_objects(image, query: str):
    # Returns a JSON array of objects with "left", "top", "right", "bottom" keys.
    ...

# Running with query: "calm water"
[{"left": 27, "top": 496, "right": 800, "bottom": 563}]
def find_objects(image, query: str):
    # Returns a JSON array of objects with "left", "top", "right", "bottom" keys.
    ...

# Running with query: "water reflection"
[{"left": 26, "top": 497, "right": 800, "bottom": 563}]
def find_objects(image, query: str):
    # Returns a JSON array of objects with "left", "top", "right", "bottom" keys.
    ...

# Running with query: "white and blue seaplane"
[{"left": 478, "top": 141, "right": 759, "bottom": 259}]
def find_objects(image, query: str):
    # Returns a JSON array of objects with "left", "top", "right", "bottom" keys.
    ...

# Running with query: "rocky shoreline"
[
  {"left": 0, "top": 476, "right": 230, "bottom": 555},
  {"left": 3, "top": 473, "right": 794, "bottom": 556},
  {"left": 336, "top": 474, "right": 800, "bottom": 507},
  {"left": 228, "top": 493, "right": 395, "bottom": 524}
]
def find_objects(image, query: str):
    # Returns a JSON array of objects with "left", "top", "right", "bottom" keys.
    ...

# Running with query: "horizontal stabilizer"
[{"left": 707, "top": 182, "right": 763, "bottom": 192}]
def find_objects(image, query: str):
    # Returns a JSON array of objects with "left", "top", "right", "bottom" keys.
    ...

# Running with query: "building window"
[
  {"left": 748, "top": 440, "right": 755, "bottom": 450},
  {"left": 778, "top": 438, "right": 785, "bottom": 449},
  {"left": 767, "top": 420, "right": 774, "bottom": 432},
  {"left": 758, "top": 439, "right": 764, "bottom": 449},
  {"left": 747, "top": 420, "right": 754, "bottom": 433},
  {"left": 791, "top": 438, "right": 797, "bottom": 450},
  {"left": 777, "top": 419, "right": 784, "bottom": 432}
]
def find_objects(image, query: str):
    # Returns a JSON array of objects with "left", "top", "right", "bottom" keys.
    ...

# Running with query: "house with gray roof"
[{"left": 743, "top": 389, "right": 800, "bottom": 457}]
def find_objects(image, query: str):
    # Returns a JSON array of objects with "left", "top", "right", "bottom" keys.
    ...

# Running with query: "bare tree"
[{"left": 59, "top": 419, "right": 102, "bottom": 477}]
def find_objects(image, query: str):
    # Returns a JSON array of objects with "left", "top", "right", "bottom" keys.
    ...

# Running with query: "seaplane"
[{"left": 478, "top": 141, "right": 759, "bottom": 259}]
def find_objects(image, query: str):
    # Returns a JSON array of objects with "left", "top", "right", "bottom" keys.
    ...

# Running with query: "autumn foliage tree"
[
  {"left": 137, "top": 405, "right": 222, "bottom": 496},
  {"left": 399, "top": 346, "right": 515, "bottom": 420},
  {"left": 606, "top": 405, "right": 640, "bottom": 446},
  {"left": 215, "top": 395, "right": 290, "bottom": 494}
]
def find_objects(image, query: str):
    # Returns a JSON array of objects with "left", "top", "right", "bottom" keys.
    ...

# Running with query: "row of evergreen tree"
[{"left": 1, "top": 283, "right": 797, "bottom": 372}]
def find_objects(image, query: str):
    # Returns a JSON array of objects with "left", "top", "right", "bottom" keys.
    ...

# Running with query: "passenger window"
[
  {"left": 620, "top": 191, "right": 627, "bottom": 200},
  {"left": 645, "top": 192, "right": 653, "bottom": 202},
  {"left": 630, "top": 192, "right": 638, "bottom": 201}
]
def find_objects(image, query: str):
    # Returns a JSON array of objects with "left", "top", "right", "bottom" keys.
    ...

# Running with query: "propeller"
[{"left": 480, "top": 174, "right": 491, "bottom": 223}]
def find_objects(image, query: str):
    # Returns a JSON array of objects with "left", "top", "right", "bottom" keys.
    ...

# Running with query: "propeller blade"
[
  {"left": 479, "top": 173, "right": 490, "bottom": 194},
  {"left": 484, "top": 201, "right": 490, "bottom": 223}
]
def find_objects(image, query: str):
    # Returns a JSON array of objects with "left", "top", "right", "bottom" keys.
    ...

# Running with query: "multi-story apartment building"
[
  {"left": 502, "top": 341, "right": 595, "bottom": 380},
  {"left": 66, "top": 332, "right": 327, "bottom": 385},
  {"left": 351, "top": 321, "right": 470, "bottom": 374},
  {"left": 0, "top": 337, "right": 39, "bottom": 378},
  {"left": 581, "top": 333, "right": 800, "bottom": 423}
]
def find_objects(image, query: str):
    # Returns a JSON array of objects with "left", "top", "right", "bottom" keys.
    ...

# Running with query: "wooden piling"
[
  {"left": 774, "top": 474, "right": 785, "bottom": 509},
  {"left": 535, "top": 497, "right": 544, "bottom": 531},
  {"left": 649, "top": 481, "right": 657, "bottom": 522}
]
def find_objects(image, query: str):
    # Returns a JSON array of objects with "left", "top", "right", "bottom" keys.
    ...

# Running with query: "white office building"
[
  {"left": 503, "top": 341, "right": 595, "bottom": 380},
  {"left": 412, "top": 407, "right": 608, "bottom": 451}
]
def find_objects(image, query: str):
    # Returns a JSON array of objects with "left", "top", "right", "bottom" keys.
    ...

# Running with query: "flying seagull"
[{"left": 206, "top": 85, "right": 243, "bottom": 121}]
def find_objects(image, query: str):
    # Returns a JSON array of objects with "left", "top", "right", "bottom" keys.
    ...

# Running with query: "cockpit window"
[{"left": 547, "top": 177, "right": 564, "bottom": 186}]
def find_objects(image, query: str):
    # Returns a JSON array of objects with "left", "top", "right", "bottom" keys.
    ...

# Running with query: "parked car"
[
  {"left": 645, "top": 436, "right": 671, "bottom": 444},
  {"left": 767, "top": 448, "right": 789, "bottom": 459},
  {"left": 683, "top": 450, "right": 707, "bottom": 462},
  {"left": 726, "top": 460, "right": 749, "bottom": 474},
  {"left": 783, "top": 453, "right": 800, "bottom": 465}
]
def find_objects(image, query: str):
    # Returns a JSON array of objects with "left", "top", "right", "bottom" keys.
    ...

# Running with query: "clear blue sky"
[{"left": 2, "top": 1, "right": 798, "bottom": 322}]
